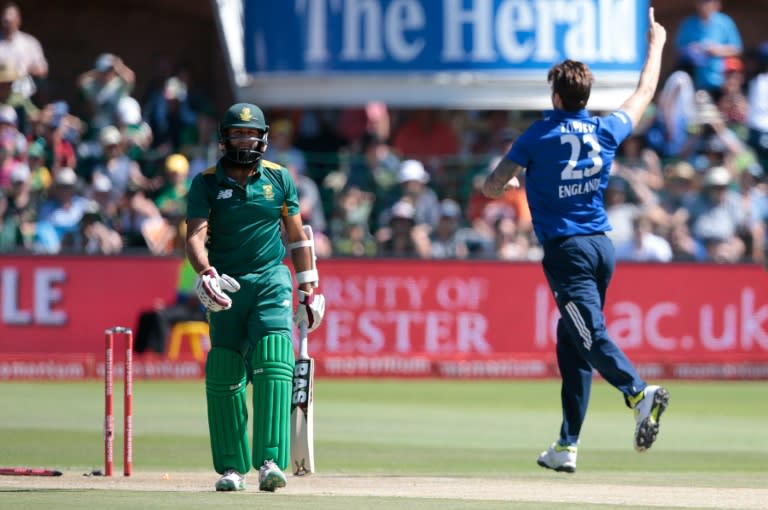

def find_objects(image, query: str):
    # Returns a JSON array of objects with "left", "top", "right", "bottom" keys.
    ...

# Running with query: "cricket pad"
[
  {"left": 205, "top": 347, "right": 250, "bottom": 474},
  {"left": 251, "top": 334, "right": 295, "bottom": 470}
]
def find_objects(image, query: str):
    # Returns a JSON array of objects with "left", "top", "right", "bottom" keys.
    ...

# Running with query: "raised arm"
[{"left": 619, "top": 7, "right": 667, "bottom": 128}]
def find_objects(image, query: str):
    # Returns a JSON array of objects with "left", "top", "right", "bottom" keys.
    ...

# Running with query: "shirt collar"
[
  {"left": 545, "top": 108, "right": 591, "bottom": 121},
  {"left": 216, "top": 160, "right": 262, "bottom": 186}
]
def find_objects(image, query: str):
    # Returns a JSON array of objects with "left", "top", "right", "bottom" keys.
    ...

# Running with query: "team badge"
[
  {"left": 240, "top": 107, "right": 252, "bottom": 121},
  {"left": 263, "top": 184, "right": 275, "bottom": 200}
]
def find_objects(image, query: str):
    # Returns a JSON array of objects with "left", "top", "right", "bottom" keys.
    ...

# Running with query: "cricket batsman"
[{"left": 185, "top": 102, "right": 326, "bottom": 492}]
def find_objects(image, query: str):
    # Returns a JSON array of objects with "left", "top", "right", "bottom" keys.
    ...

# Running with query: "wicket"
[{"left": 104, "top": 326, "right": 133, "bottom": 477}]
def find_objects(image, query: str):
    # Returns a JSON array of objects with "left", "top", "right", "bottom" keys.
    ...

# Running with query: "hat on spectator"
[
  {"left": 55, "top": 167, "right": 78, "bottom": 186},
  {"left": 702, "top": 166, "right": 731, "bottom": 187},
  {"left": 99, "top": 125, "right": 122, "bottom": 147},
  {"left": 0, "top": 61, "right": 18, "bottom": 83},
  {"left": 92, "top": 173, "right": 112, "bottom": 193},
  {"left": 702, "top": 135, "right": 727, "bottom": 154},
  {"left": 439, "top": 199, "right": 461, "bottom": 219},
  {"left": 390, "top": 199, "right": 416, "bottom": 221},
  {"left": 0, "top": 104, "right": 17, "bottom": 125},
  {"left": 164, "top": 77, "right": 188, "bottom": 101},
  {"left": 272, "top": 119, "right": 293, "bottom": 135},
  {"left": 95, "top": 53, "right": 116, "bottom": 72},
  {"left": 666, "top": 161, "right": 695, "bottom": 181},
  {"left": 397, "top": 159, "right": 429, "bottom": 184},
  {"left": 10, "top": 163, "right": 30, "bottom": 183},
  {"left": 117, "top": 96, "right": 142, "bottom": 125},
  {"left": 27, "top": 140, "right": 44, "bottom": 159},
  {"left": 165, "top": 153, "right": 189, "bottom": 175},
  {"left": 723, "top": 57, "right": 743, "bottom": 73},
  {"left": 607, "top": 176, "right": 630, "bottom": 193}
]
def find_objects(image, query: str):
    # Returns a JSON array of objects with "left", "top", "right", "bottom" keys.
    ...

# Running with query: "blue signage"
[{"left": 244, "top": 0, "right": 649, "bottom": 75}]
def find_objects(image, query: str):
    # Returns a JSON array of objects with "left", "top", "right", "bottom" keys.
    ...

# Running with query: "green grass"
[{"left": 0, "top": 379, "right": 766, "bottom": 509}]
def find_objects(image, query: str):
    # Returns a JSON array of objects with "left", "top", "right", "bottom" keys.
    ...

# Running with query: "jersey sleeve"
[
  {"left": 600, "top": 110, "right": 634, "bottom": 148},
  {"left": 506, "top": 128, "right": 534, "bottom": 167},
  {"left": 281, "top": 169, "right": 300, "bottom": 217},
  {"left": 186, "top": 174, "right": 210, "bottom": 219}
]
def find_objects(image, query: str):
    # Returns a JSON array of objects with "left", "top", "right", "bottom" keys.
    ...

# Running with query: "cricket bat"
[{"left": 290, "top": 320, "right": 315, "bottom": 475}]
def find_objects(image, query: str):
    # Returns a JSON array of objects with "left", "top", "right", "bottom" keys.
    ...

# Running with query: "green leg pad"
[
  {"left": 205, "top": 347, "right": 250, "bottom": 474},
  {"left": 251, "top": 334, "right": 295, "bottom": 470}
]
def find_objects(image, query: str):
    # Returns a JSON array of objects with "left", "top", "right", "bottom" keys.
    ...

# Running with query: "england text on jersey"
[{"left": 558, "top": 177, "right": 600, "bottom": 198}]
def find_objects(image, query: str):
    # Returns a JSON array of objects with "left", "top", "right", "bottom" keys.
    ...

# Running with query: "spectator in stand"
[
  {"left": 668, "top": 221, "right": 707, "bottom": 261},
  {"left": 376, "top": 198, "right": 430, "bottom": 258},
  {"left": 25, "top": 139, "right": 50, "bottom": 198},
  {"left": 33, "top": 101, "right": 80, "bottom": 177},
  {"left": 0, "top": 2, "right": 48, "bottom": 101},
  {"left": 614, "top": 212, "right": 673, "bottom": 262},
  {"left": 377, "top": 159, "right": 440, "bottom": 234},
  {"left": 746, "top": 43, "right": 768, "bottom": 169},
  {"left": 87, "top": 172, "right": 119, "bottom": 229},
  {"left": 649, "top": 161, "right": 698, "bottom": 231},
  {"left": 684, "top": 96, "right": 744, "bottom": 171},
  {"left": 143, "top": 76, "right": 198, "bottom": 156},
  {"left": 645, "top": 55, "right": 697, "bottom": 159},
  {"left": 92, "top": 125, "right": 156, "bottom": 200},
  {"left": 0, "top": 60, "right": 36, "bottom": 135},
  {"left": 77, "top": 53, "right": 136, "bottom": 137},
  {"left": 716, "top": 56, "right": 749, "bottom": 135},
  {"left": 614, "top": 133, "right": 664, "bottom": 193},
  {"left": 426, "top": 199, "right": 471, "bottom": 259},
  {"left": 1, "top": 163, "right": 35, "bottom": 250},
  {"left": 675, "top": 0, "right": 743, "bottom": 100},
  {"left": 0, "top": 103, "right": 20, "bottom": 190},
  {"left": 688, "top": 165, "right": 745, "bottom": 262},
  {"left": 153, "top": 153, "right": 190, "bottom": 223},
  {"left": 735, "top": 161, "right": 766, "bottom": 265},
  {"left": 329, "top": 184, "right": 377, "bottom": 256},
  {"left": 345, "top": 131, "right": 400, "bottom": 226},
  {"left": 79, "top": 201, "right": 123, "bottom": 255},
  {"left": 604, "top": 176, "right": 643, "bottom": 247},
  {"left": 263, "top": 119, "right": 306, "bottom": 175},
  {"left": 35, "top": 167, "right": 87, "bottom": 253},
  {"left": 116, "top": 96, "right": 153, "bottom": 163}
]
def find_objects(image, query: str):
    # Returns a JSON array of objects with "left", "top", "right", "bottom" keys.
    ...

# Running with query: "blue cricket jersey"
[{"left": 507, "top": 109, "right": 633, "bottom": 243}]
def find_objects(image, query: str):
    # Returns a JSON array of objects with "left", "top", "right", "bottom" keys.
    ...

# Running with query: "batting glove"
[
  {"left": 294, "top": 289, "right": 326, "bottom": 332},
  {"left": 195, "top": 267, "right": 241, "bottom": 312}
]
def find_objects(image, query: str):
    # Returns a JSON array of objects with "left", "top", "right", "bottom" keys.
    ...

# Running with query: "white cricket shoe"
[
  {"left": 537, "top": 442, "right": 577, "bottom": 473},
  {"left": 215, "top": 469, "right": 246, "bottom": 491},
  {"left": 633, "top": 385, "right": 670, "bottom": 452},
  {"left": 258, "top": 459, "right": 287, "bottom": 492}
]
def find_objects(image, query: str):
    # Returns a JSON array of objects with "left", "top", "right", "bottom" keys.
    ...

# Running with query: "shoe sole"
[
  {"left": 634, "top": 387, "right": 670, "bottom": 452},
  {"left": 259, "top": 472, "right": 287, "bottom": 492},
  {"left": 536, "top": 458, "right": 576, "bottom": 473},
  {"left": 215, "top": 481, "right": 245, "bottom": 492}
]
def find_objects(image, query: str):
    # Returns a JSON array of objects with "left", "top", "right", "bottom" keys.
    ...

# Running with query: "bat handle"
[{"left": 299, "top": 321, "right": 309, "bottom": 360}]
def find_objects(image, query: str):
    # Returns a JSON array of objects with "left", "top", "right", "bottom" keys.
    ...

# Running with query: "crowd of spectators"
[{"left": 1, "top": 1, "right": 767, "bottom": 266}]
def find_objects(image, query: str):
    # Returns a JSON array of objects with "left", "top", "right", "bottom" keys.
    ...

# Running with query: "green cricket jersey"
[{"left": 186, "top": 159, "right": 299, "bottom": 276}]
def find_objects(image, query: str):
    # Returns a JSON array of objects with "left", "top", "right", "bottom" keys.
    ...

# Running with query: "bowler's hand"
[{"left": 647, "top": 8, "right": 667, "bottom": 50}]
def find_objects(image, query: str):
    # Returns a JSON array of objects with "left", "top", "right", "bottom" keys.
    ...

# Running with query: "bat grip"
[{"left": 298, "top": 321, "right": 309, "bottom": 360}]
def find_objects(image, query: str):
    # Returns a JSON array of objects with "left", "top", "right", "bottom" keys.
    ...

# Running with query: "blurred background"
[{"left": 1, "top": 0, "right": 767, "bottom": 382}]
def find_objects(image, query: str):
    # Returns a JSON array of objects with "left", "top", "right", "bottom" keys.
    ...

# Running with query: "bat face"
[{"left": 290, "top": 358, "right": 315, "bottom": 475}]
